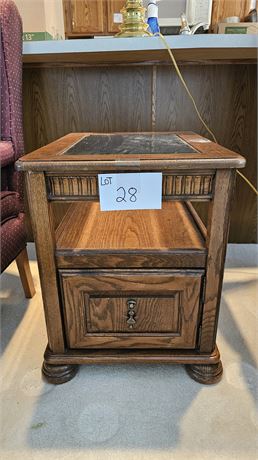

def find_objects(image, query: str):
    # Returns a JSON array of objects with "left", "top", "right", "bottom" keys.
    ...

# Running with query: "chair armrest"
[{"left": 0, "top": 141, "right": 15, "bottom": 168}]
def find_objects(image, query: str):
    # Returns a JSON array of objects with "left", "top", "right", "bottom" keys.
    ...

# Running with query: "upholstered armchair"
[{"left": 0, "top": 0, "right": 35, "bottom": 298}]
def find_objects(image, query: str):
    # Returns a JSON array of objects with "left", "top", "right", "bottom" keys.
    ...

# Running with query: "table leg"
[
  {"left": 25, "top": 172, "right": 65, "bottom": 354},
  {"left": 199, "top": 169, "right": 236, "bottom": 354},
  {"left": 185, "top": 360, "right": 223, "bottom": 384},
  {"left": 42, "top": 362, "right": 79, "bottom": 384}
]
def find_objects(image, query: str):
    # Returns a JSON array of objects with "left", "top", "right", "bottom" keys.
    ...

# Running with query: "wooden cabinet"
[
  {"left": 211, "top": 0, "right": 253, "bottom": 32},
  {"left": 63, "top": 0, "right": 124, "bottom": 37},
  {"left": 18, "top": 131, "right": 246, "bottom": 386},
  {"left": 107, "top": 0, "right": 124, "bottom": 33},
  {"left": 63, "top": 0, "right": 105, "bottom": 37}
]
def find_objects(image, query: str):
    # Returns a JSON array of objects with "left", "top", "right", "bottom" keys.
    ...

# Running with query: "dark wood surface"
[
  {"left": 22, "top": 63, "right": 256, "bottom": 242},
  {"left": 55, "top": 201, "right": 206, "bottom": 268},
  {"left": 44, "top": 344, "right": 221, "bottom": 365},
  {"left": 60, "top": 269, "right": 203, "bottom": 349},
  {"left": 185, "top": 361, "right": 223, "bottom": 384},
  {"left": 42, "top": 362, "right": 78, "bottom": 384}
]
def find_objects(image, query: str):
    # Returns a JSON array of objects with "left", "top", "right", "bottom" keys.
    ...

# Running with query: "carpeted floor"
[{"left": 0, "top": 244, "right": 257, "bottom": 460}]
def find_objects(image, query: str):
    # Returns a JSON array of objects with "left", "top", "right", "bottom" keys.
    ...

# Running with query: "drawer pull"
[{"left": 127, "top": 299, "right": 136, "bottom": 329}]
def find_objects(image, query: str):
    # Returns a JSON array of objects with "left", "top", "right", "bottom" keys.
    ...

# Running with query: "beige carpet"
[{"left": 0, "top": 244, "right": 257, "bottom": 460}]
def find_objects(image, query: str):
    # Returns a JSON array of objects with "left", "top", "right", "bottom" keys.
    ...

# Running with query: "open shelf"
[{"left": 55, "top": 201, "right": 207, "bottom": 269}]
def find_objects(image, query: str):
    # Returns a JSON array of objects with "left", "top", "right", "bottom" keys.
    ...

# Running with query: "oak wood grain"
[
  {"left": 21, "top": 63, "right": 256, "bottom": 243},
  {"left": 56, "top": 200, "right": 205, "bottom": 248},
  {"left": 23, "top": 67, "right": 152, "bottom": 153},
  {"left": 63, "top": 0, "right": 105, "bottom": 36},
  {"left": 44, "top": 344, "right": 221, "bottom": 365},
  {"left": 22, "top": 128, "right": 246, "bottom": 381},
  {"left": 46, "top": 171, "right": 214, "bottom": 201},
  {"left": 155, "top": 64, "right": 256, "bottom": 242},
  {"left": 55, "top": 201, "right": 206, "bottom": 268},
  {"left": 200, "top": 169, "right": 235, "bottom": 353},
  {"left": 60, "top": 269, "right": 203, "bottom": 348},
  {"left": 25, "top": 172, "right": 65, "bottom": 352},
  {"left": 86, "top": 294, "right": 180, "bottom": 333},
  {"left": 107, "top": 0, "right": 124, "bottom": 33}
]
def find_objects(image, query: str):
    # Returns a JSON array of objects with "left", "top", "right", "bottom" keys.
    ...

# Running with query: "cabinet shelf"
[{"left": 55, "top": 201, "right": 207, "bottom": 269}]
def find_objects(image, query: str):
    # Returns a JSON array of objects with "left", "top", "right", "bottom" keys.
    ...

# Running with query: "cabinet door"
[
  {"left": 107, "top": 0, "right": 124, "bottom": 33},
  {"left": 211, "top": 0, "right": 251, "bottom": 31},
  {"left": 60, "top": 269, "right": 203, "bottom": 349},
  {"left": 67, "top": 0, "right": 105, "bottom": 35}
]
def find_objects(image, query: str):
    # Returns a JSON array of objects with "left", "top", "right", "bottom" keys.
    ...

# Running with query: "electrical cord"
[{"left": 156, "top": 32, "right": 258, "bottom": 196}]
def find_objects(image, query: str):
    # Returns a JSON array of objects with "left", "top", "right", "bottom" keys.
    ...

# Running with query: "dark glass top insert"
[{"left": 65, "top": 134, "right": 197, "bottom": 156}]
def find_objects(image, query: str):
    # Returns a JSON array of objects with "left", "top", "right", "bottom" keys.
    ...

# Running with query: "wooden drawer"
[{"left": 60, "top": 270, "right": 203, "bottom": 349}]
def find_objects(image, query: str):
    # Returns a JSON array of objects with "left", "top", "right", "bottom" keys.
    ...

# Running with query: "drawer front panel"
[
  {"left": 60, "top": 270, "right": 203, "bottom": 349},
  {"left": 87, "top": 295, "right": 180, "bottom": 333}
]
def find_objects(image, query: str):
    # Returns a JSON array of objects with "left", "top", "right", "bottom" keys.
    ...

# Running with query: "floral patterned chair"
[{"left": 0, "top": 0, "right": 35, "bottom": 298}]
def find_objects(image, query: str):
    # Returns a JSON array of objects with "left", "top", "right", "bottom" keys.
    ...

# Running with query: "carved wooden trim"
[
  {"left": 46, "top": 173, "right": 214, "bottom": 200},
  {"left": 163, "top": 174, "right": 214, "bottom": 198},
  {"left": 47, "top": 175, "right": 98, "bottom": 200}
]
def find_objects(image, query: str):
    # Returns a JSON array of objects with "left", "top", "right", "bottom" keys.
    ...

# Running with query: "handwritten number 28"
[{"left": 116, "top": 187, "right": 137, "bottom": 203}]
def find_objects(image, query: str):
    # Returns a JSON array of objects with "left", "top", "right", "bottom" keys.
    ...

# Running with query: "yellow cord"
[
  {"left": 236, "top": 170, "right": 258, "bottom": 196},
  {"left": 157, "top": 32, "right": 258, "bottom": 196}
]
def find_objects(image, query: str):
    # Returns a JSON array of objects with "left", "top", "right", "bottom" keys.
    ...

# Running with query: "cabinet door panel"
[
  {"left": 60, "top": 269, "right": 203, "bottom": 349},
  {"left": 211, "top": 0, "right": 251, "bottom": 31},
  {"left": 70, "top": 0, "right": 104, "bottom": 34},
  {"left": 107, "top": 0, "right": 124, "bottom": 33}
]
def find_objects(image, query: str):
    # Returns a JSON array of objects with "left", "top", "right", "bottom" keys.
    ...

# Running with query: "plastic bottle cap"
[{"left": 148, "top": 3, "right": 158, "bottom": 18}]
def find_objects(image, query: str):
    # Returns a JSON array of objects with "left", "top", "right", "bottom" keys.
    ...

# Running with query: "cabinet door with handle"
[
  {"left": 64, "top": 0, "right": 105, "bottom": 35},
  {"left": 60, "top": 269, "right": 203, "bottom": 349},
  {"left": 107, "top": 0, "right": 125, "bottom": 33}
]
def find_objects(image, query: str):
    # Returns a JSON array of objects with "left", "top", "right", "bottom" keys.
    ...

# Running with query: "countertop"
[{"left": 23, "top": 35, "right": 258, "bottom": 65}]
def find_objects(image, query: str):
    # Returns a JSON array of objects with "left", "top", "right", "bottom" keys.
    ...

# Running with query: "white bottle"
[{"left": 147, "top": 0, "right": 160, "bottom": 34}]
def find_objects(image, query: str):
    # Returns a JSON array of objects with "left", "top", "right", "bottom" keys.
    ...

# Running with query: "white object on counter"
[{"left": 222, "top": 17, "right": 241, "bottom": 23}]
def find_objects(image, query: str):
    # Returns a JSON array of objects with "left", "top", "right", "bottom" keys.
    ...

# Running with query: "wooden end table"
[{"left": 17, "top": 132, "right": 245, "bottom": 385}]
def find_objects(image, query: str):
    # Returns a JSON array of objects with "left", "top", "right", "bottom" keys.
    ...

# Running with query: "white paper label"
[
  {"left": 113, "top": 13, "right": 123, "bottom": 23},
  {"left": 98, "top": 173, "right": 162, "bottom": 212}
]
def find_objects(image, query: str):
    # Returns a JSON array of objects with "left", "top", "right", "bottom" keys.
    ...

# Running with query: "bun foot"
[
  {"left": 185, "top": 360, "right": 223, "bottom": 384},
  {"left": 42, "top": 362, "right": 79, "bottom": 384}
]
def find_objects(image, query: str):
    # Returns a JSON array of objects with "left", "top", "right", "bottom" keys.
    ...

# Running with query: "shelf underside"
[{"left": 55, "top": 201, "right": 207, "bottom": 269}]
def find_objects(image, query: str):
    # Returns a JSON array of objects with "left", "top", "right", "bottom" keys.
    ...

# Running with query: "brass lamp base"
[{"left": 116, "top": 0, "right": 152, "bottom": 38}]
